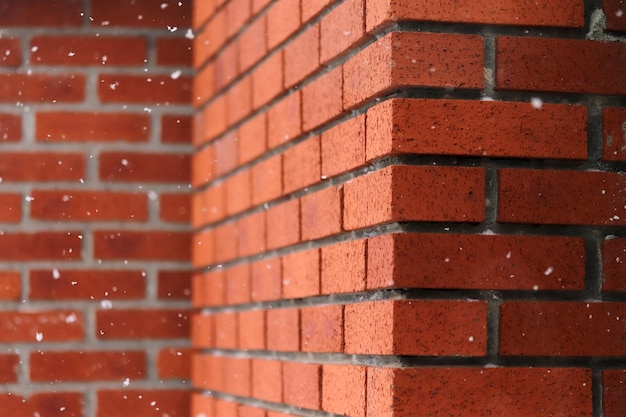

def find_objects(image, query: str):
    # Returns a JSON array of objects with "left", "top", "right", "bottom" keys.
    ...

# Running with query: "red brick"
[
  {"left": 0, "top": 0, "right": 82, "bottom": 27},
  {"left": 99, "top": 74, "right": 192, "bottom": 104},
  {"left": 193, "top": 8, "right": 226, "bottom": 66},
  {"left": 267, "top": 308, "right": 299, "bottom": 351},
  {"left": 237, "top": 211, "right": 266, "bottom": 257},
  {"left": 499, "top": 169, "right": 626, "bottom": 226},
  {"left": 97, "top": 309, "right": 189, "bottom": 340},
  {"left": 283, "top": 362, "right": 321, "bottom": 409},
  {"left": 226, "top": 0, "right": 251, "bottom": 37},
  {"left": 157, "top": 37, "right": 192, "bottom": 66},
  {"left": 0, "top": 271, "right": 20, "bottom": 301},
  {"left": 322, "top": 364, "right": 366, "bottom": 417},
  {"left": 214, "top": 41, "right": 239, "bottom": 90},
  {"left": 252, "top": 155, "right": 282, "bottom": 204},
  {"left": 97, "top": 390, "right": 190, "bottom": 417},
  {"left": 226, "top": 169, "right": 252, "bottom": 215},
  {"left": 191, "top": 394, "right": 215, "bottom": 417},
  {"left": 497, "top": 37, "right": 626, "bottom": 95},
  {"left": 0, "top": 152, "right": 84, "bottom": 182},
  {"left": 193, "top": 228, "right": 216, "bottom": 266},
  {"left": 368, "top": 367, "right": 591, "bottom": 417},
  {"left": 368, "top": 233, "right": 585, "bottom": 290},
  {"left": 227, "top": 75, "right": 252, "bottom": 125},
  {"left": 0, "top": 310, "right": 83, "bottom": 342},
  {"left": 252, "top": 359, "right": 282, "bottom": 402},
  {"left": 226, "top": 264, "right": 251, "bottom": 305},
  {"left": 344, "top": 32, "right": 483, "bottom": 108},
  {"left": 302, "top": 66, "right": 342, "bottom": 131},
  {"left": 160, "top": 193, "right": 190, "bottom": 223},
  {"left": 251, "top": 258, "right": 281, "bottom": 301},
  {"left": 266, "top": 0, "right": 300, "bottom": 49},
  {"left": 239, "top": 405, "right": 266, "bottom": 417},
  {"left": 196, "top": 95, "right": 228, "bottom": 143},
  {"left": 214, "top": 222, "right": 238, "bottom": 263},
  {"left": 0, "top": 232, "right": 82, "bottom": 261},
  {"left": 253, "top": 0, "right": 271, "bottom": 13},
  {"left": 192, "top": 269, "right": 225, "bottom": 308},
  {"left": 284, "top": 24, "right": 320, "bottom": 88},
  {"left": 192, "top": 354, "right": 223, "bottom": 390},
  {"left": 344, "top": 165, "right": 485, "bottom": 229},
  {"left": 215, "top": 131, "right": 239, "bottom": 176},
  {"left": 193, "top": 0, "right": 215, "bottom": 28},
  {"left": 91, "top": 0, "right": 191, "bottom": 28},
  {"left": 30, "top": 269, "right": 145, "bottom": 300},
  {"left": 31, "top": 36, "right": 146, "bottom": 65},
  {"left": 239, "top": 16, "right": 267, "bottom": 72},
  {"left": 604, "top": 0, "right": 626, "bottom": 31},
  {"left": 0, "top": 74, "right": 84, "bottom": 103},
  {"left": 31, "top": 190, "right": 147, "bottom": 221},
  {"left": 368, "top": 98, "right": 588, "bottom": 160},
  {"left": 301, "top": 186, "right": 342, "bottom": 240},
  {"left": 320, "top": 0, "right": 364, "bottom": 63},
  {"left": 603, "top": 237, "right": 626, "bottom": 291},
  {"left": 192, "top": 313, "right": 214, "bottom": 348},
  {"left": 193, "top": 185, "right": 224, "bottom": 227},
  {"left": 500, "top": 301, "right": 626, "bottom": 356},
  {"left": 321, "top": 239, "right": 366, "bottom": 294},
  {"left": 603, "top": 107, "right": 626, "bottom": 161},
  {"left": 94, "top": 230, "right": 190, "bottom": 261},
  {"left": 367, "top": 0, "right": 584, "bottom": 31},
  {"left": 99, "top": 152, "right": 190, "bottom": 183},
  {"left": 0, "top": 393, "right": 83, "bottom": 417},
  {"left": 37, "top": 111, "right": 150, "bottom": 142},
  {"left": 224, "top": 357, "right": 251, "bottom": 397},
  {"left": 301, "top": 305, "right": 343, "bottom": 352},
  {"left": 158, "top": 270, "right": 192, "bottom": 300},
  {"left": 239, "top": 310, "right": 265, "bottom": 350},
  {"left": 283, "top": 136, "right": 320, "bottom": 193},
  {"left": 282, "top": 249, "right": 320, "bottom": 298},
  {"left": 215, "top": 399, "right": 238, "bottom": 417},
  {"left": 30, "top": 350, "right": 145, "bottom": 381},
  {"left": 215, "top": 312, "right": 238, "bottom": 349},
  {"left": 239, "top": 112, "right": 267, "bottom": 164},
  {"left": 345, "top": 300, "right": 487, "bottom": 355},
  {"left": 252, "top": 52, "right": 283, "bottom": 108},
  {"left": 266, "top": 199, "right": 300, "bottom": 250},
  {"left": 192, "top": 145, "right": 216, "bottom": 187},
  {"left": 0, "top": 38, "right": 21, "bottom": 67},
  {"left": 0, "top": 193, "right": 20, "bottom": 222},
  {"left": 193, "top": 62, "right": 215, "bottom": 107},
  {"left": 604, "top": 370, "right": 626, "bottom": 417},
  {"left": 268, "top": 91, "right": 301, "bottom": 148},
  {"left": 0, "top": 354, "right": 18, "bottom": 383},
  {"left": 321, "top": 114, "right": 365, "bottom": 178},
  {"left": 157, "top": 347, "right": 191, "bottom": 379},
  {"left": 162, "top": 114, "right": 192, "bottom": 144},
  {"left": 302, "top": 0, "right": 333, "bottom": 21},
  {"left": 0, "top": 113, "right": 21, "bottom": 142}
]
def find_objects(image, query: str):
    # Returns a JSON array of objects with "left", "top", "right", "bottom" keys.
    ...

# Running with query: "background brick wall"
[
  {"left": 191, "top": 1, "right": 626, "bottom": 417},
  {"left": 0, "top": 1, "right": 193, "bottom": 416}
]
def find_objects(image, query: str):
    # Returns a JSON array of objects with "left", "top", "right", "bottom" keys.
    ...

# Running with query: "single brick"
[
  {"left": 0, "top": 232, "right": 82, "bottom": 261},
  {"left": 301, "top": 305, "right": 343, "bottom": 352},
  {"left": 193, "top": 8, "right": 226, "bottom": 66},
  {"left": 213, "top": 222, "right": 237, "bottom": 263},
  {"left": 99, "top": 152, "right": 190, "bottom": 183},
  {"left": 192, "top": 354, "right": 223, "bottom": 391},
  {"left": 302, "top": 0, "right": 333, "bottom": 21},
  {"left": 602, "top": 107, "right": 626, "bottom": 161},
  {"left": 0, "top": 311, "right": 83, "bottom": 342},
  {"left": 266, "top": 199, "right": 300, "bottom": 250},
  {"left": 98, "top": 75, "right": 192, "bottom": 104},
  {"left": 226, "top": 169, "right": 252, "bottom": 215},
  {"left": 302, "top": 66, "right": 342, "bottom": 131},
  {"left": 239, "top": 112, "right": 267, "bottom": 164},
  {"left": 0, "top": 38, "right": 21, "bottom": 67},
  {"left": 267, "top": 308, "right": 299, "bottom": 351},
  {"left": 0, "top": 152, "right": 84, "bottom": 182},
  {"left": 368, "top": 367, "right": 591, "bottom": 417},
  {"left": 162, "top": 114, "right": 192, "bottom": 144},
  {"left": 30, "top": 190, "right": 148, "bottom": 221},
  {"left": 321, "top": 239, "right": 366, "bottom": 294},
  {"left": 227, "top": 74, "right": 252, "bottom": 125},
  {"left": 496, "top": 37, "right": 626, "bottom": 94},
  {"left": 214, "top": 312, "right": 238, "bottom": 349},
  {"left": 0, "top": 393, "right": 83, "bottom": 417},
  {"left": 252, "top": 155, "right": 282, "bottom": 205},
  {"left": 0, "top": 193, "right": 21, "bottom": 223},
  {"left": 214, "top": 130, "right": 238, "bottom": 176},
  {"left": 322, "top": 364, "right": 366, "bottom": 417},
  {"left": 283, "top": 136, "right": 321, "bottom": 193},
  {"left": 603, "top": 237, "right": 626, "bottom": 291},
  {"left": 320, "top": 0, "right": 364, "bottom": 63},
  {"left": 192, "top": 145, "right": 216, "bottom": 187},
  {"left": 193, "top": 228, "right": 216, "bottom": 267},
  {"left": 283, "top": 362, "right": 321, "bottom": 409},
  {"left": 321, "top": 114, "right": 366, "bottom": 178},
  {"left": 29, "top": 269, "right": 145, "bottom": 300},
  {"left": 345, "top": 299, "right": 487, "bottom": 355},
  {"left": 344, "top": 32, "right": 483, "bottom": 108},
  {"left": 90, "top": 0, "right": 191, "bottom": 27},
  {"left": 266, "top": 0, "right": 300, "bottom": 49},
  {"left": 158, "top": 270, "right": 192, "bottom": 300},
  {"left": 226, "top": 263, "right": 251, "bottom": 305},
  {"left": 237, "top": 211, "right": 266, "bottom": 257},
  {"left": 191, "top": 394, "right": 214, "bottom": 417},
  {"left": 367, "top": 233, "right": 585, "bottom": 290},
  {"left": 0, "top": 0, "right": 82, "bottom": 26},
  {"left": 282, "top": 249, "right": 320, "bottom": 298},
  {"left": 500, "top": 301, "right": 626, "bottom": 356},
  {"left": 301, "top": 185, "right": 342, "bottom": 240},
  {"left": 498, "top": 169, "right": 626, "bottom": 226},
  {"left": 191, "top": 313, "right": 214, "bottom": 349},
  {"left": 251, "top": 258, "right": 282, "bottom": 302},
  {"left": 160, "top": 193, "right": 191, "bottom": 223},
  {"left": 193, "top": 0, "right": 215, "bottom": 28},
  {"left": 367, "top": 98, "right": 587, "bottom": 160},
  {"left": 239, "top": 309, "right": 265, "bottom": 350},
  {"left": 0, "top": 113, "right": 21, "bottom": 142},
  {"left": 284, "top": 24, "right": 320, "bottom": 88},
  {"left": 192, "top": 269, "right": 225, "bottom": 308},
  {"left": 223, "top": 357, "right": 251, "bottom": 397},
  {"left": 268, "top": 91, "right": 301, "bottom": 149},
  {"left": 366, "top": 0, "right": 584, "bottom": 31},
  {"left": 252, "top": 52, "right": 283, "bottom": 108},
  {"left": 193, "top": 62, "right": 215, "bottom": 107},
  {"left": 31, "top": 36, "right": 146, "bottom": 65},
  {"left": 94, "top": 230, "right": 190, "bottom": 261},
  {"left": 0, "top": 74, "right": 85, "bottom": 103},
  {"left": 0, "top": 271, "right": 20, "bottom": 301},
  {"left": 0, "top": 354, "right": 18, "bottom": 383},
  {"left": 97, "top": 390, "right": 189, "bottom": 417},
  {"left": 343, "top": 165, "right": 485, "bottom": 229},
  {"left": 157, "top": 347, "right": 191, "bottom": 379},
  {"left": 239, "top": 15, "right": 267, "bottom": 72},
  {"left": 30, "top": 351, "right": 145, "bottom": 381},
  {"left": 214, "top": 40, "right": 238, "bottom": 91},
  {"left": 604, "top": 0, "right": 626, "bottom": 31},
  {"left": 36, "top": 111, "right": 150, "bottom": 142},
  {"left": 226, "top": 0, "right": 251, "bottom": 37},
  {"left": 603, "top": 370, "right": 626, "bottom": 417},
  {"left": 253, "top": 359, "right": 283, "bottom": 403},
  {"left": 156, "top": 37, "right": 192, "bottom": 66},
  {"left": 97, "top": 309, "right": 189, "bottom": 340}
]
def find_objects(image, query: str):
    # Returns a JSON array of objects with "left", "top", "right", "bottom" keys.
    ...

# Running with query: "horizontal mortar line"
[
  {"left": 0, "top": 185, "right": 193, "bottom": 194},
  {"left": 0, "top": 143, "right": 194, "bottom": 152},
  {"left": 0, "top": 379, "right": 190, "bottom": 394},
  {"left": 0, "top": 221, "right": 192, "bottom": 231},
  {"left": 0, "top": 66, "right": 196, "bottom": 75},
  {"left": 0, "top": 27, "right": 193, "bottom": 37},
  {"left": 0, "top": 299, "right": 191, "bottom": 309},
  {"left": 0, "top": 104, "right": 194, "bottom": 113},
  {"left": 5, "top": 339, "right": 191, "bottom": 353}
]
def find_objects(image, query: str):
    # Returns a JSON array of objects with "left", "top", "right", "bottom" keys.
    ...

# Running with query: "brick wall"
[
  {"left": 0, "top": 1, "right": 193, "bottom": 416},
  {"left": 191, "top": 1, "right": 626, "bottom": 417}
]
